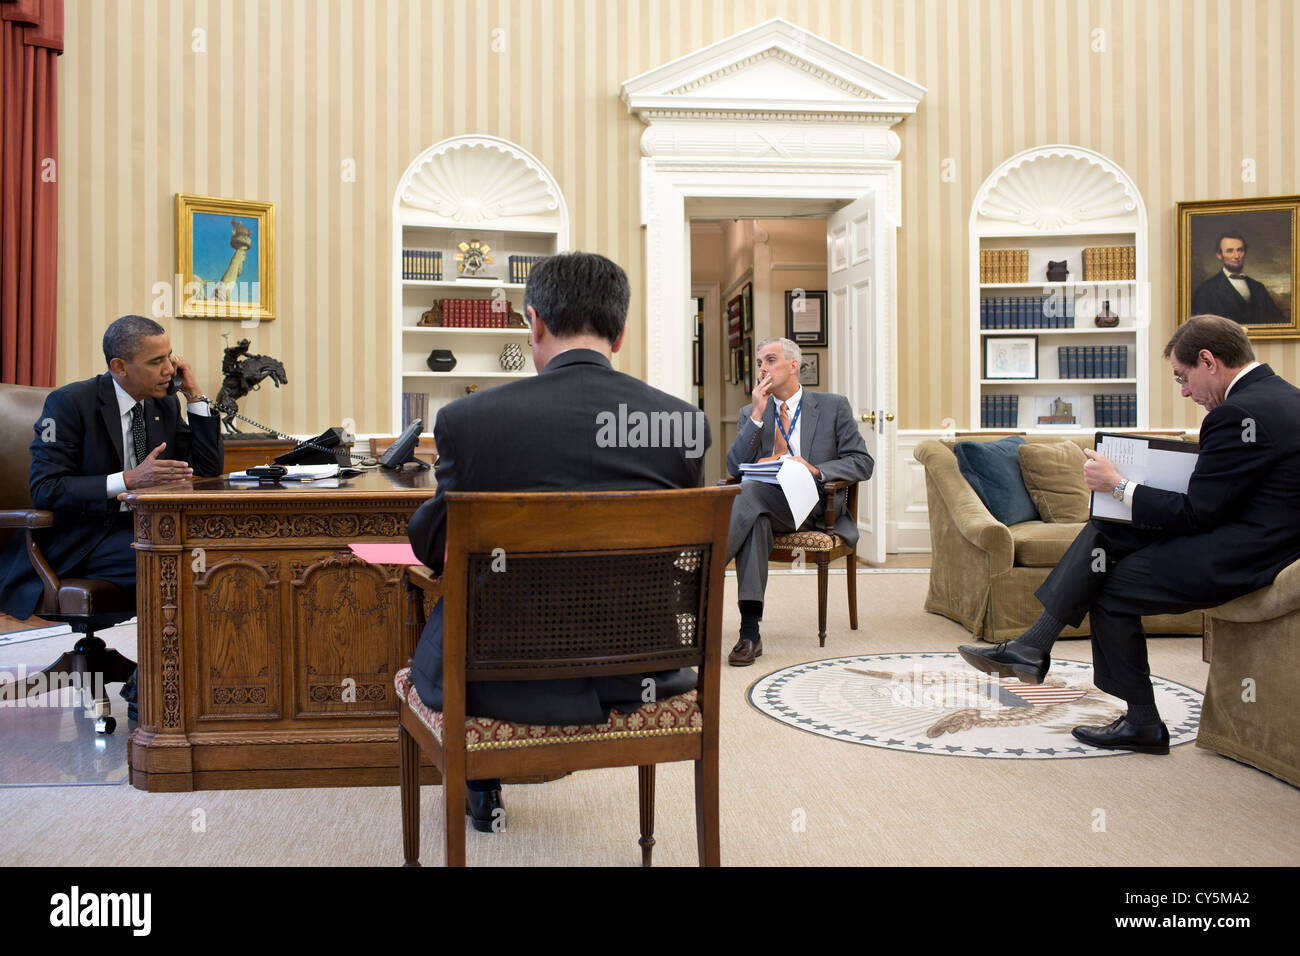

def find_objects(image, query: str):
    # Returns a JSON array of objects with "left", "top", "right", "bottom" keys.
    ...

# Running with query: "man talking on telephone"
[{"left": 0, "top": 314, "right": 224, "bottom": 703}]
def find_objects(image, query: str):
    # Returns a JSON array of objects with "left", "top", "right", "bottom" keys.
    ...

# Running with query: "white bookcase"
[
  {"left": 969, "top": 146, "right": 1149, "bottom": 433},
  {"left": 391, "top": 136, "right": 568, "bottom": 434}
]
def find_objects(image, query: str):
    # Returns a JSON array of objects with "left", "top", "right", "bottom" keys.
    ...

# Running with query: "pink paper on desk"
[{"left": 348, "top": 542, "right": 422, "bottom": 565}]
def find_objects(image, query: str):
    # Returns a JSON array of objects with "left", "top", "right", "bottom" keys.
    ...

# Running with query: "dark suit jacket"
[
  {"left": 1130, "top": 364, "right": 1300, "bottom": 601},
  {"left": 0, "top": 373, "right": 224, "bottom": 619},
  {"left": 1190, "top": 271, "right": 1287, "bottom": 325},
  {"left": 725, "top": 390, "right": 874, "bottom": 546},
  {"left": 406, "top": 349, "right": 711, "bottom": 725}
]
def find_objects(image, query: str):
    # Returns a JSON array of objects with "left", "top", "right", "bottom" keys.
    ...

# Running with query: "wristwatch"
[{"left": 1111, "top": 478, "right": 1129, "bottom": 501}]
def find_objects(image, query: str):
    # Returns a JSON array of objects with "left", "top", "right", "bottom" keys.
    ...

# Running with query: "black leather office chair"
[{"left": 0, "top": 383, "right": 136, "bottom": 732}]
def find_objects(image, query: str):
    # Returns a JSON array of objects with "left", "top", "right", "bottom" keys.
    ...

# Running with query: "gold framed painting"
[
  {"left": 1176, "top": 195, "right": 1298, "bottom": 340},
  {"left": 175, "top": 193, "right": 275, "bottom": 320}
]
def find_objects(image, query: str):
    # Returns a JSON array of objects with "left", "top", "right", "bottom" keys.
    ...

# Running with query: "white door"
[{"left": 827, "top": 192, "right": 888, "bottom": 564}]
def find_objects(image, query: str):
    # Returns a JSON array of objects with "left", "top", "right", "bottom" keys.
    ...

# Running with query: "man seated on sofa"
[{"left": 959, "top": 315, "right": 1300, "bottom": 754}]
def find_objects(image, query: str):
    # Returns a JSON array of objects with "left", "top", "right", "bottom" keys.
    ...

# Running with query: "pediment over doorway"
[{"left": 621, "top": 18, "right": 925, "bottom": 124}]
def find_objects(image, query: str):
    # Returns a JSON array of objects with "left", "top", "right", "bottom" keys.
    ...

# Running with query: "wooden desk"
[{"left": 123, "top": 469, "right": 437, "bottom": 792}]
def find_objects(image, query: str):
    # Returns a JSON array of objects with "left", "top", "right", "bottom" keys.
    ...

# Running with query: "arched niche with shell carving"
[
  {"left": 390, "top": 136, "right": 569, "bottom": 433},
  {"left": 968, "top": 145, "right": 1149, "bottom": 433}
]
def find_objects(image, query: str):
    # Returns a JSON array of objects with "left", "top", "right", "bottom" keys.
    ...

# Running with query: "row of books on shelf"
[
  {"left": 1082, "top": 246, "right": 1136, "bottom": 281},
  {"left": 979, "top": 395, "right": 1020, "bottom": 428},
  {"left": 401, "top": 391, "right": 429, "bottom": 430},
  {"left": 402, "top": 249, "right": 444, "bottom": 280},
  {"left": 440, "top": 298, "right": 511, "bottom": 327},
  {"left": 980, "top": 393, "right": 1138, "bottom": 428},
  {"left": 1094, "top": 394, "right": 1138, "bottom": 428},
  {"left": 979, "top": 249, "right": 1028, "bottom": 284},
  {"left": 980, "top": 296, "right": 1082, "bottom": 329},
  {"left": 508, "top": 255, "right": 544, "bottom": 284},
  {"left": 1058, "top": 345, "right": 1129, "bottom": 379}
]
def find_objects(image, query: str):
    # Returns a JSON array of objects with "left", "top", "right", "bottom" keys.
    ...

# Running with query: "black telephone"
[{"left": 166, "top": 373, "right": 184, "bottom": 395}]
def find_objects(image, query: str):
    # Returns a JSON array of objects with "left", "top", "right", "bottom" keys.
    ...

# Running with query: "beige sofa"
[
  {"left": 1199, "top": 559, "right": 1300, "bottom": 787},
  {"left": 916, "top": 434, "right": 1203, "bottom": 642}
]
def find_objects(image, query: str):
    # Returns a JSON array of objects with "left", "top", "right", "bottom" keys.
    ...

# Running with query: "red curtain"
[{"left": 1, "top": 0, "right": 61, "bottom": 386}]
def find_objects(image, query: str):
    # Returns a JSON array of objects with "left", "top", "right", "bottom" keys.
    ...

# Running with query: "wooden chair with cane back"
[
  {"left": 719, "top": 476, "right": 861, "bottom": 646},
  {"left": 396, "top": 485, "right": 739, "bottom": 866}
]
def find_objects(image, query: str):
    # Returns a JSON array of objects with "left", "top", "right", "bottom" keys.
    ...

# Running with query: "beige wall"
[{"left": 57, "top": 0, "right": 1299, "bottom": 433}]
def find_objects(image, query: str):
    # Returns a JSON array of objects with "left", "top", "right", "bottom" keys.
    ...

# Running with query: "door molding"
[{"left": 622, "top": 17, "right": 924, "bottom": 407}]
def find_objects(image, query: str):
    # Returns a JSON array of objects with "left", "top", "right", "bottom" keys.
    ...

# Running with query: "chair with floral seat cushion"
[
  {"left": 719, "top": 476, "right": 861, "bottom": 646},
  {"left": 397, "top": 486, "right": 739, "bottom": 867}
]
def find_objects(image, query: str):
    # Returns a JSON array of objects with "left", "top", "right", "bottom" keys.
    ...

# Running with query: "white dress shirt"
[
  {"left": 105, "top": 379, "right": 210, "bottom": 501},
  {"left": 1224, "top": 268, "right": 1251, "bottom": 302},
  {"left": 752, "top": 387, "right": 804, "bottom": 458}
]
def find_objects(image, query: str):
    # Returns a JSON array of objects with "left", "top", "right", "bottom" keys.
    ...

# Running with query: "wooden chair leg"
[
  {"left": 694, "top": 758, "right": 720, "bottom": 866},
  {"left": 638, "top": 764, "right": 656, "bottom": 867},
  {"left": 816, "top": 554, "right": 830, "bottom": 647},
  {"left": 398, "top": 720, "right": 421, "bottom": 867},
  {"left": 444, "top": 771, "right": 466, "bottom": 867},
  {"left": 846, "top": 550, "right": 858, "bottom": 630}
]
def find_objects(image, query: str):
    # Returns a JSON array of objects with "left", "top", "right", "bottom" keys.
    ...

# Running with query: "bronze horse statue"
[{"left": 214, "top": 338, "right": 289, "bottom": 434}]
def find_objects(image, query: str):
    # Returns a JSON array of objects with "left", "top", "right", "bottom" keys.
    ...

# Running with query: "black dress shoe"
[
  {"left": 957, "top": 641, "right": 1049, "bottom": 684},
  {"left": 119, "top": 668, "right": 138, "bottom": 704},
  {"left": 1072, "top": 717, "right": 1170, "bottom": 754},
  {"left": 728, "top": 637, "right": 762, "bottom": 666},
  {"left": 466, "top": 787, "right": 505, "bottom": 833}
]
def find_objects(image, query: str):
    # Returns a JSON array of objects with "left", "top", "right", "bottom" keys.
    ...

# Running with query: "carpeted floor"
[{"left": 1, "top": 569, "right": 1297, "bottom": 866}]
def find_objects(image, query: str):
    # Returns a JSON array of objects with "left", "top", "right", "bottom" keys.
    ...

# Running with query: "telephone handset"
[{"left": 166, "top": 373, "right": 184, "bottom": 396}]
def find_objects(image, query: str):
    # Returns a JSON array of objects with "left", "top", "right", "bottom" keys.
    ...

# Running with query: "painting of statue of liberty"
[{"left": 175, "top": 194, "right": 276, "bottom": 321}]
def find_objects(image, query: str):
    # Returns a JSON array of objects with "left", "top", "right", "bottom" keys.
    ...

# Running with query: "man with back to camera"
[
  {"left": 0, "top": 315, "right": 223, "bottom": 708},
  {"left": 959, "top": 314, "right": 1300, "bottom": 753},
  {"left": 405, "top": 251, "right": 710, "bottom": 833},
  {"left": 1190, "top": 230, "right": 1287, "bottom": 325},
  {"left": 724, "top": 337, "right": 874, "bottom": 665}
]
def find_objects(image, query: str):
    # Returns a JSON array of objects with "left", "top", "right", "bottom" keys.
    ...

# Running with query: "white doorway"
[{"left": 622, "top": 18, "right": 924, "bottom": 561}]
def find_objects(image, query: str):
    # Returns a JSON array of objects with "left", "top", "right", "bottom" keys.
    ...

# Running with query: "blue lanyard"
[{"left": 776, "top": 397, "right": 801, "bottom": 452}]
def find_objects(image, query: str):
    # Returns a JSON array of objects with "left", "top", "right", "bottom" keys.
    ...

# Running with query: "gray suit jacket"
[{"left": 726, "top": 391, "right": 874, "bottom": 546}]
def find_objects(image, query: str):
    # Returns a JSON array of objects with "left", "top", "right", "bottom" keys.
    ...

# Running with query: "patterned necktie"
[
  {"left": 131, "top": 403, "right": 148, "bottom": 468},
  {"left": 773, "top": 401, "right": 791, "bottom": 457}
]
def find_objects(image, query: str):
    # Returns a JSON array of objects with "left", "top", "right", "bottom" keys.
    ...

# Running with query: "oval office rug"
[{"left": 748, "top": 653, "right": 1203, "bottom": 759}]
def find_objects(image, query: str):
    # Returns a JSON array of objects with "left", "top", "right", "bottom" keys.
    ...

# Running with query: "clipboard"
[{"left": 1089, "top": 432, "right": 1200, "bottom": 524}]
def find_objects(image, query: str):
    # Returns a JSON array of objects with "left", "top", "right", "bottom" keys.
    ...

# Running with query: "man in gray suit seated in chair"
[{"left": 725, "top": 337, "right": 875, "bottom": 665}]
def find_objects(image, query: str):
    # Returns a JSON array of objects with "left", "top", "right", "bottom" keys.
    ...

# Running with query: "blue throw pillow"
[{"left": 953, "top": 436, "right": 1041, "bottom": 526}]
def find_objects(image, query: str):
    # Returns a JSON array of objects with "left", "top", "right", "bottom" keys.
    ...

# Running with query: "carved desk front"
[{"left": 123, "top": 470, "right": 437, "bottom": 792}]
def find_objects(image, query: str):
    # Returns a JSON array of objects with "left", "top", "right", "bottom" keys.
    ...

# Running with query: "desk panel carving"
[{"left": 195, "top": 557, "right": 281, "bottom": 719}]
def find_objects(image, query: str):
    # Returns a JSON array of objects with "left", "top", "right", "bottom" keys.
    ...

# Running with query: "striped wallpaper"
[{"left": 57, "top": 0, "right": 1299, "bottom": 433}]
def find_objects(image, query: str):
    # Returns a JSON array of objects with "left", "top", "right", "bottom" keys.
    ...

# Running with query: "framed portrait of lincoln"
[{"left": 1177, "top": 195, "right": 1298, "bottom": 340}]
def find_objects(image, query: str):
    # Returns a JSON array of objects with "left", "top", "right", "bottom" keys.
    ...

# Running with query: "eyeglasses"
[{"left": 1173, "top": 372, "right": 1189, "bottom": 387}]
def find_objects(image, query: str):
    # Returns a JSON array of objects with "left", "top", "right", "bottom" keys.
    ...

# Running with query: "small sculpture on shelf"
[
  {"left": 214, "top": 336, "right": 288, "bottom": 436},
  {"left": 1046, "top": 260, "right": 1069, "bottom": 282},
  {"left": 1094, "top": 299, "right": 1120, "bottom": 328},
  {"left": 1037, "top": 396, "right": 1077, "bottom": 426}
]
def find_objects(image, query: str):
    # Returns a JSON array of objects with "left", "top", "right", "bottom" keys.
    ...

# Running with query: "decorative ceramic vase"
[
  {"left": 499, "top": 342, "right": 525, "bottom": 371},
  {"left": 1094, "top": 300, "right": 1119, "bottom": 328},
  {"left": 426, "top": 349, "right": 456, "bottom": 372}
]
